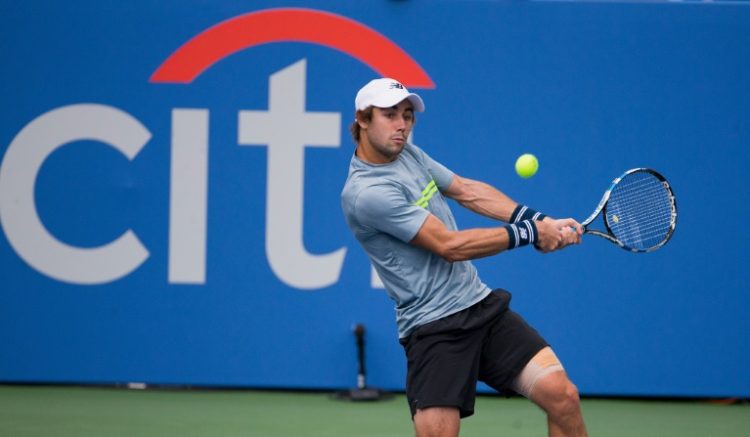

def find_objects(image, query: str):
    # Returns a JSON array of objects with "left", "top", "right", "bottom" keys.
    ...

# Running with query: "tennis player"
[{"left": 341, "top": 78, "right": 587, "bottom": 437}]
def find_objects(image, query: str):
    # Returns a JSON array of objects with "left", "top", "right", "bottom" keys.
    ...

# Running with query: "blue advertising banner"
[{"left": 1, "top": 0, "right": 748, "bottom": 397}]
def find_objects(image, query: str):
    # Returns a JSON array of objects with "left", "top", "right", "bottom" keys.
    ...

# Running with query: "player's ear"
[{"left": 356, "top": 112, "right": 369, "bottom": 129}]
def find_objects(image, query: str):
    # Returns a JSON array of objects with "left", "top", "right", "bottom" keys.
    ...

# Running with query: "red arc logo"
[{"left": 150, "top": 8, "right": 435, "bottom": 88}]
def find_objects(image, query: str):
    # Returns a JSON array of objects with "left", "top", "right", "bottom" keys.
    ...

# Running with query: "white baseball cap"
[{"left": 355, "top": 78, "right": 425, "bottom": 112}]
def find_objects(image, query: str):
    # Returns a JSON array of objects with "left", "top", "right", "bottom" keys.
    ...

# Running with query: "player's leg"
[
  {"left": 401, "top": 325, "right": 482, "bottom": 434},
  {"left": 512, "top": 347, "right": 587, "bottom": 437},
  {"left": 477, "top": 301, "right": 587, "bottom": 437},
  {"left": 401, "top": 294, "right": 505, "bottom": 435},
  {"left": 413, "top": 407, "right": 460, "bottom": 437}
]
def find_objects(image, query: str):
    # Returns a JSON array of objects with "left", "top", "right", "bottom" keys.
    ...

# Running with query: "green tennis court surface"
[{"left": 1, "top": 385, "right": 747, "bottom": 436}]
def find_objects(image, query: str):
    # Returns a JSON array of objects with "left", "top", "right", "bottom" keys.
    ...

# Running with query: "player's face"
[{"left": 361, "top": 100, "right": 414, "bottom": 163}]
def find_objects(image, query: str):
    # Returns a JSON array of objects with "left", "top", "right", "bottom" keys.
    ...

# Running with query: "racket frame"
[{"left": 581, "top": 168, "right": 677, "bottom": 253}]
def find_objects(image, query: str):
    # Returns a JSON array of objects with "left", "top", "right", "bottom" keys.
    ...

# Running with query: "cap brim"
[{"left": 406, "top": 94, "right": 425, "bottom": 112}]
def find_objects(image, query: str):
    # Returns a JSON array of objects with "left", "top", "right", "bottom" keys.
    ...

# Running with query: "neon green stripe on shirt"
[{"left": 415, "top": 179, "right": 438, "bottom": 208}]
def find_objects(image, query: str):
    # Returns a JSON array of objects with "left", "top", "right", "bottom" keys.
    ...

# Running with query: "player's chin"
[{"left": 384, "top": 142, "right": 405, "bottom": 157}]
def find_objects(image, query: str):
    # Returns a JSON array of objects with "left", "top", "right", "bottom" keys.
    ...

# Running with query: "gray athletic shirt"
[{"left": 341, "top": 143, "right": 491, "bottom": 338}]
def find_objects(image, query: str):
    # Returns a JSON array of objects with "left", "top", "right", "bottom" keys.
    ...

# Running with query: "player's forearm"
[
  {"left": 412, "top": 212, "right": 549, "bottom": 262},
  {"left": 411, "top": 214, "right": 514, "bottom": 261},
  {"left": 429, "top": 227, "right": 513, "bottom": 262}
]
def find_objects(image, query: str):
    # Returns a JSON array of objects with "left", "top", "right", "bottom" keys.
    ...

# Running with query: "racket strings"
[
  {"left": 605, "top": 172, "right": 674, "bottom": 250},
  {"left": 607, "top": 178, "right": 673, "bottom": 246}
]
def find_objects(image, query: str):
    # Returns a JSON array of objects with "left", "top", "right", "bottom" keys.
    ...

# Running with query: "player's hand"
[
  {"left": 534, "top": 219, "right": 565, "bottom": 253},
  {"left": 553, "top": 218, "right": 583, "bottom": 247},
  {"left": 535, "top": 218, "right": 582, "bottom": 252}
]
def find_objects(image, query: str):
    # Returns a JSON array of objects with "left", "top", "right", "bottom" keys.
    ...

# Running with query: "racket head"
[{"left": 601, "top": 168, "right": 677, "bottom": 252}]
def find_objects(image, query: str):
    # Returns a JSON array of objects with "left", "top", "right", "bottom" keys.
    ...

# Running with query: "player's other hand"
[
  {"left": 534, "top": 219, "right": 564, "bottom": 252},
  {"left": 535, "top": 218, "right": 582, "bottom": 252},
  {"left": 554, "top": 218, "right": 583, "bottom": 246}
]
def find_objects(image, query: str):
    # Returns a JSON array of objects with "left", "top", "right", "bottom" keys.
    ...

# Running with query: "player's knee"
[
  {"left": 559, "top": 381, "right": 581, "bottom": 415},
  {"left": 535, "top": 374, "right": 581, "bottom": 418},
  {"left": 549, "top": 379, "right": 581, "bottom": 418}
]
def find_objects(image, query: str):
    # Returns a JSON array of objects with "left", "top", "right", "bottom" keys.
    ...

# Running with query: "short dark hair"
[{"left": 349, "top": 107, "right": 374, "bottom": 143}]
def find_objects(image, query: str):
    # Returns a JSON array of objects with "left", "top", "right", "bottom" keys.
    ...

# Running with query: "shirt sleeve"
[
  {"left": 425, "top": 155, "right": 455, "bottom": 191},
  {"left": 410, "top": 144, "right": 455, "bottom": 190},
  {"left": 354, "top": 184, "right": 430, "bottom": 243}
]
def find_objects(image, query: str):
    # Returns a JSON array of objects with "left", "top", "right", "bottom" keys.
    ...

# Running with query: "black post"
[
  {"left": 354, "top": 324, "right": 366, "bottom": 389},
  {"left": 333, "top": 323, "right": 393, "bottom": 402}
]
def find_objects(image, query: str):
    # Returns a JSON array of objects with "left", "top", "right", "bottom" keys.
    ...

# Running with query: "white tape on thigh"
[{"left": 511, "top": 348, "right": 565, "bottom": 398}]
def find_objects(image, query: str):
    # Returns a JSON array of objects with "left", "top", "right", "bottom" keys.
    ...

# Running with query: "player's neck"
[{"left": 356, "top": 139, "right": 399, "bottom": 165}]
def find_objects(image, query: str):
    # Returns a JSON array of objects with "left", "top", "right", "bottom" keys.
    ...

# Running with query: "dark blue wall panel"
[{"left": 1, "top": 0, "right": 748, "bottom": 397}]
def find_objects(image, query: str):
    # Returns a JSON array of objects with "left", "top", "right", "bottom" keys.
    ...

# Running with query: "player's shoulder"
[
  {"left": 402, "top": 142, "right": 424, "bottom": 159},
  {"left": 342, "top": 180, "right": 402, "bottom": 227},
  {"left": 343, "top": 175, "right": 399, "bottom": 203},
  {"left": 401, "top": 143, "right": 436, "bottom": 169},
  {"left": 342, "top": 158, "right": 372, "bottom": 194},
  {"left": 342, "top": 161, "right": 391, "bottom": 205}
]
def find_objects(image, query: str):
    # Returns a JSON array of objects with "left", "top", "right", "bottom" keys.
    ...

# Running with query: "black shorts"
[{"left": 399, "top": 288, "right": 548, "bottom": 419}]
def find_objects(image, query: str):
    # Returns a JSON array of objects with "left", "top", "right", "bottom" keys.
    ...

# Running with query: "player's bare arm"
[
  {"left": 410, "top": 213, "right": 576, "bottom": 261},
  {"left": 441, "top": 175, "right": 583, "bottom": 250},
  {"left": 443, "top": 174, "right": 518, "bottom": 221}
]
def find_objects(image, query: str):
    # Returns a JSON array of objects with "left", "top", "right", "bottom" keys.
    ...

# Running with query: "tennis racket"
[{"left": 581, "top": 168, "right": 677, "bottom": 252}]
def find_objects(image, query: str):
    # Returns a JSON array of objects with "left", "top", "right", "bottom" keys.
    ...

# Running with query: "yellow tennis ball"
[{"left": 515, "top": 153, "right": 539, "bottom": 178}]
